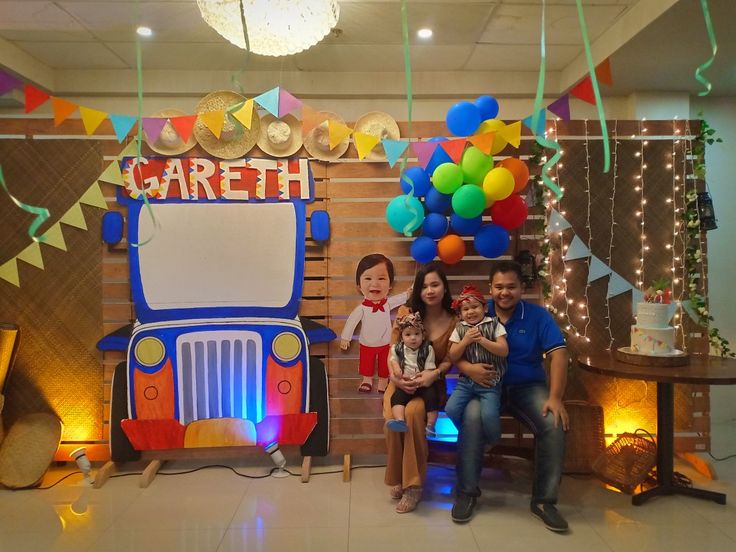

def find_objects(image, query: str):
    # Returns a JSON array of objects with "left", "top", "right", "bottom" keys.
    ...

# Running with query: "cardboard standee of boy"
[{"left": 340, "top": 254, "right": 409, "bottom": 394}]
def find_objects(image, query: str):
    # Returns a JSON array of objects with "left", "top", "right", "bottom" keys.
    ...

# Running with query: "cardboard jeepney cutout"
[{"left": 98, "top": 156, "right": 333, "bottom": 462}]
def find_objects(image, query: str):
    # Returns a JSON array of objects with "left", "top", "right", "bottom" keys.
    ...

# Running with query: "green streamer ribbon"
[
  {"left": 531, "top": 0, "right": 564, "bottom": 200},
  {"left": 0, "top": 165, "right": 50, "bottom": 243},
  {"left": 230, "top": 0, "right": 252, "bottom": 95},
  {"left": 399, "top": 0, "right": 419, "bottom": 237},
  {"left": 695, "top": 0, "right": 718, "bottom": 97},
  {"left": 575, "top": 0, "right": 610, "bottom": 173}
]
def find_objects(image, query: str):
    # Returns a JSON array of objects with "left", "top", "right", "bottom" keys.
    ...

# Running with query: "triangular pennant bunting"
[
  {"left": 547, "top": 95, "right": 571, "bottom": 121},
  {"left": 52, "top": 97, "right": 77, "bottom": 127},
  {"left": 328, "top": 120, "right": 352, "bottom": 150},
  {"left": 522, "top": 109, "right": 546, "bottom": 136},
  {"left": 0, "top": 258, "right": 20, "bottom": 287},
  {"left": 439, "top": 139, "right": 467, "bottom": 164},
  {"left": 78, "top": 182, "right": 108, "bottom": 210},
  {"left": 278, "top": 88, "right": 302, "bottom": 117},
  {"left": 199, "top": 110, "right": 225, "bottom": 139},
  {"left": 40, "top": 223, "right": 67, "bottom": 251},
  {"left": 169, "top": 115, "right": 197, "bottom": 142},
  {"left": 681, "top": 299, "right": 700, "bottom": 324},
  {"left": 301, "top": 104, "right": 327, "bottom": 136},
  {"left": 467, "top": 132, "right": 496, "bottom": 155},
  {"left": 570, "top": 76, "right": 596, "bottom": 105},
  {"left": 411, "top": 141, "right": 439, "bottom": 168},
  {"left": 354, "top": 132, "right": 381, "bottom": 160},
  {"left": 563, "top": 235, "right": 591, "bottom": 261},
  {"left": 587, "top": 255, "right": 612, "bottom": 283},
  {"left": 16, "top": 242, "right": 44, "bottom": 270},
  {"left": 98, "top": 159, "right": 124, "bottom": 186},
  {"left": 231, "top": 99, "right": 254, "bottom": 130},
  {"left": 548, "top": 209, "right": 572, "bottom": 232},
  {"left": 60, "top": 202, "right": 88, "bottom": 230},
  {"left": 667, "top": 301, "right": 678, "bottom": 323},
  {"left": 596, "top": 58, "right": 613, "bottom": 87},
  {"left": 254, "top": 87, "right": 280, "bottom": 117},
  {"left": 382, "top": 140, "right": 410, "bottom": 168},
  {"left": 24, "top": 84, "right": 50, "bottom": 113},
  {"left": 607, "top": 271, "right": 633, "bottom": 299},
  {"left": 497, "top": 121, "right": 521, "bottom": 148},
  {"left": 142, "top": 117, "right": 168, "bottom": 144},
  {"left": 79, "top": 106, "right": 108, "bottom": 135},
  {"left": 109, "top": 114, "right": 137, "bottom": 143},
  {"left": 117, "top": 139, "right": 140, "bottom": 161},
  {"left": 0, "top": 70, "right": 22, "bottom": 95},
  {"left": 632, "top": 288, "right": 644, "bottom": 311}
]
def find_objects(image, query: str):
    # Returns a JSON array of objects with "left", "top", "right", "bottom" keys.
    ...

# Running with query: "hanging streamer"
[
  {"left": 575, "top": 0, "right": 610, "bottom": 173},
  {"left": 531, "top": 0, "right": 563, "bottom": 200},
  {"left": 399, "top": 0, "right": 420, "bottom": 237},
  {"left": 230, "top": 0, "right": 252, "bottom": 96},
  {"left": 695, "top": 0, "right": 718, "bottom": 96},
  {"left": 0, "top": 166, "right": 50, "bottom": 243}
]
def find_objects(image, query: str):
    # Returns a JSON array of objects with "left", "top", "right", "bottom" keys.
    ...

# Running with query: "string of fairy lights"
[
  {"left": 604, "top": 120, "right": 619, "bottom": 349},
  {"left": 633, "top": 119, "right": 647, "bottom": 289},
  {"left": 581, "top": 119, "right": 592, "bottom": 338}
]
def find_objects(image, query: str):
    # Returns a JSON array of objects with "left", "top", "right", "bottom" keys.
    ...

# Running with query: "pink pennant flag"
[
  {"left": 278, "top": 88, "right": 302, "bottom": 117},
  {"left": 411, "top": 141, "right": 439, "bottom": 168},
  {"left": 142, "top": 117, "right": 168, "bottom": 144}
]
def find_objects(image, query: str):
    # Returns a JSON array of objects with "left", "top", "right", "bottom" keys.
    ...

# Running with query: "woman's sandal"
[
  {"left": 377, "top": 377, "right": 389, "bottom": 393},
  {"left": 395, "top": 486, "right": 422, "bottom": 513},
  {"left": 389, "top": 485, "right": 403, "bottom": 500}
]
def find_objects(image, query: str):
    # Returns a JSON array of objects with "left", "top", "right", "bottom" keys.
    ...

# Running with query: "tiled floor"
[{"left": 1, "top": 422, "right": 735, "bottom": 552}]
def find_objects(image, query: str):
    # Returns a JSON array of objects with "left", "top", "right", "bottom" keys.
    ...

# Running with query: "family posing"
[{"left": 379, "top": 260, "right": 570, "bottom": 532}]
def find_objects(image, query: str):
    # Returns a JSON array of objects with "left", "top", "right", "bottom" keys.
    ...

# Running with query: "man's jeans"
[
  {"left": 455, "top": 382, "right": 566, "bottom": 503},
  {"left": 445, "top": 376, "right": 501, "bottom": 445}
]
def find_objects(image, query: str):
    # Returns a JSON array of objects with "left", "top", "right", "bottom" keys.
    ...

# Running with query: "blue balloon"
[
  {"left": 424, "top": 186, "right": 453, "bottom": 214},
  {"left": 422, "top": 212, "right": 449, "bottom": 239},
  {"left": 450, "top": 213, "right": 483, "bottom": 236},
  {"left": 411, "top": 236, "right": 437, "bottom": 264},
  {"left": 426, "top": 137, "right": 453, "bottom": 175},
  {"left": 446, "top": 101, "right": 482, "bottom": 137},
  {"left": 475, "top": 95, "right": 500, "bottom": 120},
  {"left": 400, "top": 166, "right": 431, "bottom": 197},
  {"left": 474, "top": 223, "right": 510, "bottom": 258},
  {"left": 386, "top": 195, "right": 425, "bottom": 234}
]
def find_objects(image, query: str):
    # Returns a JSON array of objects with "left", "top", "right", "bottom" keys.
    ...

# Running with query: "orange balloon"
[
  {"left": 497, "top": 158, "right": 530, "bottom": 193},
  {"left": 437, "top": 234, "right": 466, "bottom": 265}
]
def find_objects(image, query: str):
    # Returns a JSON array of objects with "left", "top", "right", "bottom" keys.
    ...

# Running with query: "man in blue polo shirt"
[{"left": 451, "top": 260, "right": 570, "bottom": 531}]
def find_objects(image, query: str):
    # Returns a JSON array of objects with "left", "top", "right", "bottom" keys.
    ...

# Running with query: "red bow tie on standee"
[{"left": 362, "top": 298, "right": 387, "bottom": 312}]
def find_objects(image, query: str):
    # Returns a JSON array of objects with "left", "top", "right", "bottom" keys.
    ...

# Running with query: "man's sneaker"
[
  {"left": 451, "top": 494, "right": 477, "bottom": 523},
  {"left": 530, "top": 502, "right": 569, "bottom": 532}
]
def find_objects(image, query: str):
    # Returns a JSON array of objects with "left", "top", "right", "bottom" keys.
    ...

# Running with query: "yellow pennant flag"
[
  {"left": 98, "top": 159, "right": 124, "bottom": 186},
  {"left": 497, "top": 121, "right": 521, "bottom": 148},
  {"left": 199, "top": 110, "right": 225, "bottom": 139},
  {"left": 0, "top": 258, "right": 20, "bottom": 287},
  {"left": 328, "top": 120, "right": 352, "bottom": 150},
  {"left": 354, "top": 132, "right": 381, "bottom": 160},
  {"left": 79, "top": 182, "right": 108, "bottom": 210},
  {"left": 231, "top": 99, "right": 255, "bottom": 130},
  {"left": 52, "top": 97, "right": 78, "bottom": 127},
  {"left": 16, "top": 241, "right": 44, "bottom": 269},
  {"left": 79, "top": 106, "right": 109, "bottom": 136},
  {"left": 60, "top": 202, "right": 88, "bottom": 230},
  {"left": 117, "top": 139, "right": 139, "bottom": 161},
  {"left": 40, "top": 223, "right": 67, "bottom": 252}
]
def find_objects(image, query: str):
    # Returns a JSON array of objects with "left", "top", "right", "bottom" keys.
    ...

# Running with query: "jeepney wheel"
[
  {"left": 300, "top": 356, "right": 330, "bottom": 457},
  {"left": 110, "top": 361, "right": 141, "bottom": 463}
]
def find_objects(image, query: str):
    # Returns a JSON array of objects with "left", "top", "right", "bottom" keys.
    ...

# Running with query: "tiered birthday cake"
[{"left": 631, "top": 302, "right": 674, "bottom": 355}]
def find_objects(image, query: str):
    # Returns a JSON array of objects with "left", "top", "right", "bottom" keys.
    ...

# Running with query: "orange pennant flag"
[
  {"left": 52, "top": 97, "right": 77, "bottom": 127},
  {"left": 467, "top": 132, "right": 495, "bottom": 155},
  {"left": 169, "top": 115, "right": 197, "bottom": 143},
  {"left": 24, "top": 84, "right": 50, "bottom": 113},
  {"left": 328, "top": 120, "right": 352, "bottom": 150},
  {"left": 497, "top": 121, "right": 521, "bottom": 148},
  {"left": 595, "top": 58, "right": 613, "bottom": 87},
  {"left": 439, "top": 138, "right": 467, "bottom": 164},
  {"left": 354, "top": 132, "right": 381, "bottom": 160},
  {"left": 79, "top": 106, "right": 108, "bottom": 135},
  {"left": 302, "top": 104, "right": 328, "bottom": 136},
  {"left": 199, "top": 110, "right": 225, "bottom": 139},
  {"left": 231, "top": 99, "right": 255, "bottom": 129}
]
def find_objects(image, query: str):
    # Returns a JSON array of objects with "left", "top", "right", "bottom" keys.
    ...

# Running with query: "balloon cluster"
[{"left": 385, "top": 95, "right": 530, "bottom": 265}]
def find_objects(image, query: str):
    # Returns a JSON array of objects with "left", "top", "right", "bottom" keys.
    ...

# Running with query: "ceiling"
[{"left": 0, "top": 0, "right": 734, "bottom": 101}]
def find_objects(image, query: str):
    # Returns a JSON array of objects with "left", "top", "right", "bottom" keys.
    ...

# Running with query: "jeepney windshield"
[{"left": 136, "top": 202, "right": 296, "bottom": 311}]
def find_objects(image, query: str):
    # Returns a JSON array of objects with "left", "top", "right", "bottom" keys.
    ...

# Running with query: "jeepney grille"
[{"left": 176, "top": 331, "right": 263, "bottom": 425}]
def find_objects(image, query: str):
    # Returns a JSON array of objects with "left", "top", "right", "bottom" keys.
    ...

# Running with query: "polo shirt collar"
[{"left": 489, "top": 300, "right": 525, "bottom": 323}]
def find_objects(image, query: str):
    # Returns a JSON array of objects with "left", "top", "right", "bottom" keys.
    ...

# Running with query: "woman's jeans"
[{"left": 455, "top": 382, "right": 566, "bottom": 504}]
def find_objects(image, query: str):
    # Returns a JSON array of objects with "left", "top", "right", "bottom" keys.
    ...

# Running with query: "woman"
[{"left": 383, "top": 262, "right": 457, "bottom": 513}]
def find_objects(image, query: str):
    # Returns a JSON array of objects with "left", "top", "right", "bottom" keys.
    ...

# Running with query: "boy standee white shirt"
[{"left": 340, "top": 291, "right": 409, "bottom": 347}]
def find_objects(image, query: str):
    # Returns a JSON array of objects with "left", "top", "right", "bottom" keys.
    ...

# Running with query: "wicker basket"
[
  {"left": 563, "top": 400, "right": 605, "bottom": 474},
  {"left": 592, "top": 429, "right": 657, "bottom": 494}
]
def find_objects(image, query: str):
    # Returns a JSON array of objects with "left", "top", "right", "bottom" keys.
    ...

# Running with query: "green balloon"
[
  {"left": 461, "top": 146, "right": 493, "bottom": 186},
  {"left": 452, "top": 184, "right": 486, "bottom": 219},
  {"left": 432, "top": 162, "right": 463, "bottom": 194}
]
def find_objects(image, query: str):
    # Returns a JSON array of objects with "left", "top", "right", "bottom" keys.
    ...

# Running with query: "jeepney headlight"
[
  {"left": 134, "top": 336, "right": 165, "bottom": 367},
  {"left": 272, "top": 332, "right": 301, "bottom": 363}
]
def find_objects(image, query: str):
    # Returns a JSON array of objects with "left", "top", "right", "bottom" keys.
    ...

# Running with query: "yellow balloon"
[
  {"left": 483, "top": 167, "right": 515, "bottom": 203},
  {"left": 478, "top": 119, "right": 508, "bottom": 155}
]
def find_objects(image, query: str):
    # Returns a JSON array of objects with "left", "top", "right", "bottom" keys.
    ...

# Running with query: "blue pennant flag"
[
  {"left": 254, "top": 87, "right": 280, "bottom": 117},
  {"left": 607, "top": 271, "right": 634, "bottom": 299},
  {"left": 587, "top": 255, "right": 612, "bottom": 283},
  {"left": 109, "top": 114, "right": 137, "bottom": 143},
  {"left": 563, "top": 235, "right": 590, "bottom": 261},
  {"left": 667, "top": 301, "right": 678, "bottom": 323},
  {"left": 522, "top": 108, "right": 546, "bottom": 136},
  {"left": 382, "top": 139, "right": 410, "bottom": 168},
  {"left": 548, "top": 209, "right": 572, "bottom": 232}
]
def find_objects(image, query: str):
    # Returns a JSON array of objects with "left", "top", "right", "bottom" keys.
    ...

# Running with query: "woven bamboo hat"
[
  {"left": 145, "top": 108, "right": 197, "bottom": 156},
  {"left": 193, "top": 91, "right": 260, "bottom": 159},
  {"left": 0, "top": 412, "right": 62, "bottom": 489},
  {"left": 353, "top": 111, "right": 400, "bottom": 161},
  {"left": 303, "top": 111, "right": 350, "bottom": 162},
  {"left": 257, "top": 114, "right": 303, "bottom": 158}
]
